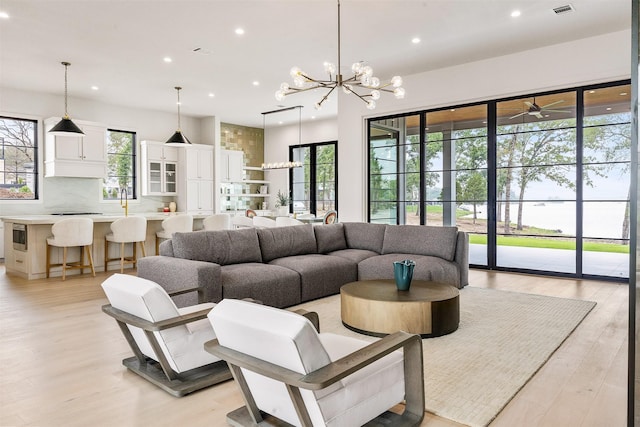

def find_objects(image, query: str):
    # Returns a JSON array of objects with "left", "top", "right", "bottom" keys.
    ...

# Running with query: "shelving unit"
[{"left": 219, "top": 166, "right": 270, "bottom": 213}]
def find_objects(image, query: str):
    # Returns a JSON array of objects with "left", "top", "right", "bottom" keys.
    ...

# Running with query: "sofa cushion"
[
  {"left": 342, "top": 222, "right": 386, "bottom": 253},
  {"left": 328, "top": 248, "right": 379, "bottom": 264},
  {"left": 314, "top": 223, "right": 347, "bottom": 253},
  {"left": 381, "top": 225, "right": 458, "bottom": 261},
  {"left": 221, "top": 263, "right": 301, "bottom": 308},
  {"left": 257, "top": 224, "right": 317, "bottom": 263},
  {"left": 358, "top": 253, "right": 461, "bottom": 287},
  {"left": 270, "top": 254, "right": 358, "bottom": 302},
  {"left": 172, "top": 228, "right": 262, "bottom": 265}
]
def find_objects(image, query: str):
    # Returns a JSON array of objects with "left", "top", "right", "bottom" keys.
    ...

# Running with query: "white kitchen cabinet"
[
  {"left": 220, "top": 149, "right": 244, "bottom": 182},
  {"left": 186, "top": 146, "right": 214, "bottom": 180},
  {"left": 44, "top": 117, "right": 107, "bottom": 178},
  {"left": 178, "top": 144, "right": 214, "bottom": 215},
  {"left": 141, "top": 140, "right": 178, "bottom": 195},
  {"left": 185, "top": 180, "right": 214, "bottom": 214}
]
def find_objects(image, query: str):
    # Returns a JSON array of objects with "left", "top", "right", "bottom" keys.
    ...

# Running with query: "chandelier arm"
[
  {"left": 317, "top": 85, "right": 339, "bottom": 107},
  {"left": 345, "top": 88, "right": 372, "bottom": 104},
  {"left": 285, "top": 85, "right": 323, "bottom": 95}
]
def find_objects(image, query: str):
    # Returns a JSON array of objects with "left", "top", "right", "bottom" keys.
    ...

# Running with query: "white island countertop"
[{"left": 1, "top": 212, "right": 209, "bottom": 225}]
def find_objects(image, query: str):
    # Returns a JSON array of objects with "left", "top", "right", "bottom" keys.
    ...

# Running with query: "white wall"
[
  {"left": 0, "top": 87, "right": 208, "bottom": 216},
  {"left": 337, "top": 29, "right": 632, "bottom": 222},
  {"left": 263, "top": 117, "right": 337, "bottom": 210}
]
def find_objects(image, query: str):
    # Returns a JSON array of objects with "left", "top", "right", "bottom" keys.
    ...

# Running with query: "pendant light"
[
  {"left": 49, "top": 62, "right": 84, "bottom": 136},
  {"left": 165, "top": 86, "right": 191, "bottom": 145}
]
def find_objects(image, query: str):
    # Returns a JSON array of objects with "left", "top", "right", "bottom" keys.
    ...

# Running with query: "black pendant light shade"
[
  {"left": 50, "top": 116, "right": 84, "bottom": 135},
  {"left": 165, "top": 86, "right": 191, "bottom": 145},
  {"left": 165, "top": 130, "right": 191, "bottom": 145},
  {"left": 49, "top": 62, "right": 84, "bottom": 136}
]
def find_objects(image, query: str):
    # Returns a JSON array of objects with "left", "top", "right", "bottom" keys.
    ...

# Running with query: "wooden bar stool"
[
  {"left": 104, "top": 216, "right": 147, "bottom": 273},
  {"left": 46, "top": 217, "right": 95, "bottom": 280},
  {"left": 155, "top": 214, "right": 193, "bottom": 254}
]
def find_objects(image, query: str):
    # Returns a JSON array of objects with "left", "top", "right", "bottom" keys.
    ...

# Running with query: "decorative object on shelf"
[
  {"left": 275, "top": 190, "right": 291, "bottom": 216},
  {"left": 393, "top": 259, "right": 415, "bottom": 291},
  {"left": 261, "top": 106, "right": 304, "bottom": 170},
  {"left": 274, "top": 0, "right": 404, "bottom": 110},
  {"left": 169, "top": 201, "right": 177, "bottom": 212},
  {"left": 49, "top": 62, "right": 84, "bottom": 136},
  {"left": 165, "top": 86, "right": 191, "bottom": 145}
]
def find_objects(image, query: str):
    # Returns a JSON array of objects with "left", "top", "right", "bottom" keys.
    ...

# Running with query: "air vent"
[{"left": 553, "top": 4, "right": 575, "bottom": 14}]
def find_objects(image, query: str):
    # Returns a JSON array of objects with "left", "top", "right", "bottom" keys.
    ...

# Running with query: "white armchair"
[
  {"left": 252, "top": 216, "right": 277, "bottom": 228},
  {"left": 275, "top": 216, "right": 303, "bottom": 227},
  {"left": 205, "top": 299, "right": 424, "bottom": 426},
  {"left": 101, "top": 274, "right": 231, "bottom": 396}
]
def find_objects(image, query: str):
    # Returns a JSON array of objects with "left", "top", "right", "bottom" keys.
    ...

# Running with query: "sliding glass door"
[{"left": 367, "top": 80, "right": 631, "bottom": 280}]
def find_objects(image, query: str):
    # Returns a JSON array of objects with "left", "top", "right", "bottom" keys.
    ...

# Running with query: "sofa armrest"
[
  {"left": 137, "top": 256, "right": 222, "bottom": 307},
  {"left": 455, "top": 232, "right": 469, "bottom": 288}
]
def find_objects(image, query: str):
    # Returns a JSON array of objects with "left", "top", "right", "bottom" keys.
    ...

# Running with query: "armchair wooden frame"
[
  {"left": 101, "top": 285, "right": 231, "bottom": 397},
  {"left": 204, "top": 330, "right": 425, "bottom": 427}
]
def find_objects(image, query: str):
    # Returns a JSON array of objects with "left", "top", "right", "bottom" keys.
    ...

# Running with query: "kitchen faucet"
[{"left": 120, "top": 188, "right": 128, "bottom": 216}]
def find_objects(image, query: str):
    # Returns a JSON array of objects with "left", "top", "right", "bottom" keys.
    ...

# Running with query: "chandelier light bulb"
[
  {"left": 366, "top": 100, "right": 376, "bottom": 110},
  {"left": 360, "top": 75, "right": 371, "bottom": 86},
  {"left": 315, "top": 102, "right": 322, "bottom": 110},
  {"left": 362, "top": 65, "right": 373, "bottom": 77},
  {"left": 351, "top": 62, "right": 362, "bottom": 74},
  {"left": 371, "top": 77, "right": 380, "bottom": 88},
  {"left": 391, "top": 76, "right": 403, "bottom": 87},
  {"left": 394, "top": 87, "right": 406, "bottom": 99},
  {"left": 280, "top": 82, "right": 290, "bottom": 91},
  {"left": 275, "top": 90, "right": 286, "bottom": 101},
  {"left": 371, "top": 90, "right": 381, "bottom": 100},
  {"left": 324, "top": 62, "right": 336, "bottom": 74},
  {"left": 294, "top": 76, "right": 305, "bottom": 88},
  {"left": 290, "top": 66, "right": 302, "bottom": 77}
]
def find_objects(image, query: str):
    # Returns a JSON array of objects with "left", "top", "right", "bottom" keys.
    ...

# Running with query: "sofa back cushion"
[
  {"left": 257, "top": 224, "right": 317, "bottom": 262},
  {"left": 171, "top": 228, "right": 262, "bottom": 265},
  {"left": 342, "top": 222, "right": 386, "bottom": 253},
  {"left": 314, "top": 223, "right": 347, "bottom": 253},
  {"left": 382, "top": 225, "right": 458, "bottom": 261}
]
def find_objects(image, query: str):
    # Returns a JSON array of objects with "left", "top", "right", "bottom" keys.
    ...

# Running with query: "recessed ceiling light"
[
  {"left": 252, "top": 81, "right": 260, "bottom": 86},
  {"left": 311, "top": 116, "right": 316, "bottom": 120},
  {"left": 235, "top": 27, "right": 245, "bottom": 35},
  {"left": 278, "top": 121, "right": 283, "bottom": 125},
  {"left": 411, "top": 37, "right": 421, "bottom": 44},
  {"left": 511, "top": 10, "right": 521, "bottom": 18},
  {"left": 0, "top": 11, "right": 9, "bottom": 19},
  {"left": 208, "top": 92, "right": 215, "bottom": 97},
  {"left": 163, "top": 57, "right": 172, "bottom": 63},
  {"left": 91, "top": 86, "right": 99, "bottom": 91}
]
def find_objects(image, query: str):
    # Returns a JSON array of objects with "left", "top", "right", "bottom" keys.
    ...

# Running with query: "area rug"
[{"left": 293, "top": 287, "right": 596, "bottom": 427}]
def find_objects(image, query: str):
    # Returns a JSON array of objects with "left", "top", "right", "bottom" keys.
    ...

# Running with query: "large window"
[
  {"left": 290, "top": 141, "right": 337, "bottom": 217},
  {"left": 103, "top": 129, "right": 136, "bottom": 200},
  {"left": 367, "top": 81, "right": 631, "bottom": 280},
  {"left": 0, "top": 116, "right": 38, "bottom": 200}
]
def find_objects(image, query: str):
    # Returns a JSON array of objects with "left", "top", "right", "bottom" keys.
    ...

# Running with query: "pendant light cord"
[
  {"left": 175, "top": 86, "right": 182, "bottom": 131},
  {"left": 62, "top": 61, "right": 70, "bottom": 119}
]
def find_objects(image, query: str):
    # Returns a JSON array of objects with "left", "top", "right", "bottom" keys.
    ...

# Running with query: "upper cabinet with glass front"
[
  {"left": 44, "top": 117, "right": 107, "bottom": 178},
  {"left": 141, "top": 140, "right": 178, "bottom": 195}
]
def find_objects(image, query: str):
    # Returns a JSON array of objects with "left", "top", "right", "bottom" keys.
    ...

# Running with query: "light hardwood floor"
[{"left": 0, "top": 266, "right": 628, "bottom": 426}]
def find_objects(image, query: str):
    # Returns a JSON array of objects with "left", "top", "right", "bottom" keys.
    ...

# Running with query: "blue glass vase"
[{"left": 393, "top": 259, "right": 415, "bottom": 291}]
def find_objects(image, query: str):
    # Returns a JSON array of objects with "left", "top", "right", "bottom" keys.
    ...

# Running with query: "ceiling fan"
[{"left": 509, "top": 98, "right": 570, "bottom": 119}]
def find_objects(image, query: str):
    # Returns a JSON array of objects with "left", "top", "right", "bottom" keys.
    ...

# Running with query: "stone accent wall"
[{"left": 220, "top": 122, "right": 264, "bottom": 169}]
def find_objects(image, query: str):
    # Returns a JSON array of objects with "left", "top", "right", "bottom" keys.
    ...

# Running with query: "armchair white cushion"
[
  {"left": 101, "top": 274, "right": 231, "bottom": 396},
  {"left": 252, "top": 216, "right": 277, "bottom": 228},
  {"left": 206, "top": 299, "right": 424, "bottom": 427},
  {"left": 275, "top": 216, "right": 303, "bottom": 227}
]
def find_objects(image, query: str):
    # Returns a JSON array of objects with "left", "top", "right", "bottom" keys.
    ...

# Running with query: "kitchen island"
[{"left": 1, "top": 213, "right": 208, "bottom": 280}]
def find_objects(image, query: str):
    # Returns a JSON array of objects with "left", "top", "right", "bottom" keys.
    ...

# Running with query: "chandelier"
[
  {"left": 261, "top": 106, "right": 304, "bottom": 170},
  {"left": 275, "top": 0, "right": 405, "bottom": 110}
]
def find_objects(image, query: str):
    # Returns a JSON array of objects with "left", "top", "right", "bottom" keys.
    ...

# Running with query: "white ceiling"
[{"left": 0, "top": 0, "right": 631, "bottom": 128}]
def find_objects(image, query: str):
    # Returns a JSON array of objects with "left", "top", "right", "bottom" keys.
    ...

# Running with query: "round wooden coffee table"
[{"left": 340, "top": 279, "right": 459, "bottom": 338}]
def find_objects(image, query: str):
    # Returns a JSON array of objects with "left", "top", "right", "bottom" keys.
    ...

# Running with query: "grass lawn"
[{"left": 469, "top": 234, "right": 630, "bottom": 254}]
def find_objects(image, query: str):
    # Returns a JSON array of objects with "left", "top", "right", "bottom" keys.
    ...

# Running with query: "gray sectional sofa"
[{"left": 137, "top": 222, "right": 469, "bottom": 308}]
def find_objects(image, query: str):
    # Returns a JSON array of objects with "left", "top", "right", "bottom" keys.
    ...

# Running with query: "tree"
[
  {"left": 459, "top": 171, "right": 487, "bottom": 224},
  {"left": 0, "top": 118, "right": 36, "bottom": 198},
  {"left": 106, "top": 131, "right": 133, "bottom": 198}
]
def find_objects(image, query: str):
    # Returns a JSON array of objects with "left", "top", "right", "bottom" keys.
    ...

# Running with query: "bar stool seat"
[
  {"left": 105, "top": 216, "right": 147, "bottom": 273},
  {"left": 155, "top": 214, "right": 193, "bottom": 254},
  {"left": 46, "top": 217, "right": 95, "bottom": 280}
]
